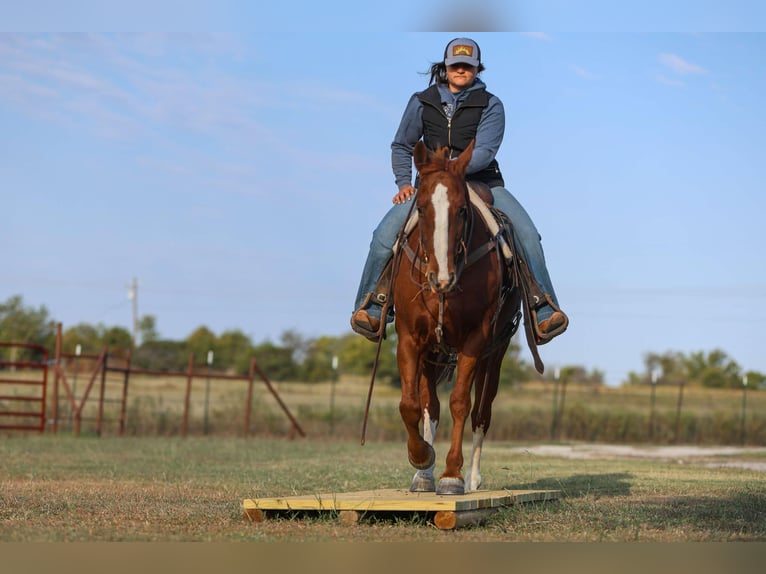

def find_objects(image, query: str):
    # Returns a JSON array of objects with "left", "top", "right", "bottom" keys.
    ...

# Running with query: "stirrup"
[
  {"left": 530, "top": 294, "right": 569, "bottom": 345},
  {"left": 350, "top": 294, "right": 386, "bottom": 342}
]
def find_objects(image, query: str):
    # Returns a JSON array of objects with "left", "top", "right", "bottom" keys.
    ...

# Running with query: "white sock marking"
[
  {"left": 423, "top": 408, "right": 437, "bottom": 447},
  {"left": 466, "top": 427, "right": 485, "bottom": 491}
]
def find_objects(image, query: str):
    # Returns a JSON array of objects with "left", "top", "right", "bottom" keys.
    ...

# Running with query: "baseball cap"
[{"left": 443, "top": 37, "right": 481, "bottom": 67}]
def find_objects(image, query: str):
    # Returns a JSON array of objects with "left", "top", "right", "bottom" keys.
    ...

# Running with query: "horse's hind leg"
[
  {"left": 465, "top": 350, "right": 505, "bottom": 491},
  {"left": 464, "top": 361, "right": 489, "bottom": 492},
  {"left": 437, "top": 354, "right": 479, "bottom": 495}
]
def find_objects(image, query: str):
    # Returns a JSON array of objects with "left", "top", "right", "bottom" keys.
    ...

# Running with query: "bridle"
[
  {"left": 412, "top": 179, "right": 474, "bottom": 295},
  {"left": 408, "top": 178, "right": 478, "bottom": 345}
]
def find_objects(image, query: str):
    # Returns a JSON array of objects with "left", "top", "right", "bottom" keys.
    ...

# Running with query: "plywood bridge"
[{"left": 243, "top": 488, "right": 559, "bottom": 530}]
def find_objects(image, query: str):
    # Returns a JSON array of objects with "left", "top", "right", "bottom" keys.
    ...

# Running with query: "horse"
[{"left": 391, "top": 139, "right": 522, "bottom": 495}]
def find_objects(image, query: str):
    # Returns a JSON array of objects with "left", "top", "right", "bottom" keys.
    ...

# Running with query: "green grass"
[{"left": 0, "top": 436, "right": 764, "bottom": 542}]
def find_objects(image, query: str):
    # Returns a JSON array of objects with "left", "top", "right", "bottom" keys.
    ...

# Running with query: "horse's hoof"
[
  {"left": 436, "top": 477, "right": 465, "bottom": 495},
  {"left": 409, "top": 473, "right": 436, "bottom": 492},
  {"left": 464, "top": 471, "right": 482, "bottom": 492},
  {"left": 408, "top": 443, "right": 435, "bottom": 471}
]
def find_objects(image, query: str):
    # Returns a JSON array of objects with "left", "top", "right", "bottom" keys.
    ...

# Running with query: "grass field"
[{"left": 1, "top": 435, "right": 764, "bottom": 542}]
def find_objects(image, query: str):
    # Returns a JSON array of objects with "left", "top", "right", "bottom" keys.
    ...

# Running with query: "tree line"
[{"left": 1, "top": 294, "right": 762, "bottom": 389}]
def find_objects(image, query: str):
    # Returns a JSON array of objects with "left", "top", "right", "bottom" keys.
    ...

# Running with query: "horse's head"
[{"left": 413, "top": 140, "right": 475, "bottom": 293}]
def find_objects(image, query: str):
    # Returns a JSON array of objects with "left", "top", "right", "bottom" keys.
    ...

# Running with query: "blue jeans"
[{"left": 354, "top": 186, "right": 560, "bottom": 322}]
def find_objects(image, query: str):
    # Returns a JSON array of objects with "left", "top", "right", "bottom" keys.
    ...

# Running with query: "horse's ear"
[
  {"left": 452, "top": 139, "right": 475, "bottom": 176},
  {"left": 413, "top": 141, "right": 429, "bottom": 171}
]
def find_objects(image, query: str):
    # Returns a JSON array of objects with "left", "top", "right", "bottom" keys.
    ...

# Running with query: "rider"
[{"left": 351, "top": 37, "right": 568, "bottom": 344}]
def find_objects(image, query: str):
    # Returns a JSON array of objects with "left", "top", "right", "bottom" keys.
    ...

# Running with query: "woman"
[{"left": 351, "top": 37, "right": 568, "bottom": 344}]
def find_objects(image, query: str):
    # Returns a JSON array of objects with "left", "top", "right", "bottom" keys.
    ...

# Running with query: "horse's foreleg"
[
  {"left": 409, "top": 407, "right": 438, "bottom": 492},
  {"left": 410, "top": 356, "right": 442, "bottom": 491},
  {"left": 398, "top": 338, "right": 435, "bottom": 473}
]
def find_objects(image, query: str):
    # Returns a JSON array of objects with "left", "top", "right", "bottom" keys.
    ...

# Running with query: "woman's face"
[{"left": 445, "top": 63, "right": 478, "bottom": 92}]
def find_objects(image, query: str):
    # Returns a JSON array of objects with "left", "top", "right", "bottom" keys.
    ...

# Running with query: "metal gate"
[{"left": 0, "top": 342, "right": 49, "bottom": 432}]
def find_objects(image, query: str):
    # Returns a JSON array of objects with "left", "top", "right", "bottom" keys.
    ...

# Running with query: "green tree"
[
  {"left": 336, "top": 332, "right": 398, "bottom": 383},
  {"left": 61, "top": 323, "right": 103, "bottom": 355},
  {"left": 624, "top": 350, "right": 687, "bottom": 386},
  {"left": 138, "top": 315, "right": 159, "bottom": 344},
  {"left": 0, "top": 295, "right": 55, "bottom": 343},
  {"left": 498, "top": 337, "right": 535, "bottom": 386},
  {"left": 252, "top": 341, "right": 297, "bottom": 380},
  {"left": 217, "top": 329, "right": 254, "bottom": 375},
  {"left": 300, "top": 335, "right": 341, "bottom": 382},
  {"left": 279, "top": 329, "right": 309, "bottom": 366},
  {"left": 0, "top": 295, "right": 56, "bottom": 360},
  {"left": 133, "top": 339, "right": 189, "bottom": 371},
  {"left": 185, "top": 326, "right": 218, "bottom": 365},
  {"left": 686, "top": 349, "right": 741, "bottom": 388},
  {"left": 101, "top": 326, "right": 133, "bottom": 353},
  {"left": 743, "top": 370, "right": 766, "bottom": 390}
]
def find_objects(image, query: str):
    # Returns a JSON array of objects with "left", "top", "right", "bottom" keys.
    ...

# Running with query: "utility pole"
[{"left": 127, "top": 276, "right": 138, "bottom": 347}]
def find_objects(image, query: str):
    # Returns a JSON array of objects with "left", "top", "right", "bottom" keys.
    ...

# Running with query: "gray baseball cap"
[{"left": 443, "top": 37, "right": 481, "bottom": 67}]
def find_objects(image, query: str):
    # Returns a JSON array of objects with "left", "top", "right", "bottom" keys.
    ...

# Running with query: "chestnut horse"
[{"left": 392, "top": 140, "right": 521, "bottom": 495}]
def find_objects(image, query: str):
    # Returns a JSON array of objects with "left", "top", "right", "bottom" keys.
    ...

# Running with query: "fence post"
[
  {"left": 119, "top": 348, "right": 131, "bottom": 436},
  {"left": 674, "top": 381, "right": 685, "bottom": 444},
  {"left": 556, "top": 371, "right": 569, "bottom": 441},
  {"left": 96, "top": 347, "right": 108, "bottom": 437},
  {"left": 203, "top": 350, "right": 214, "bottom": 435},
  {"left": 551, "top": 367, "right": 560, "bottom": 440},
  {"left": 181, "top": 353, "right": 194, "bottom": 437},
  {"left": 53, "top": 323, "right": 62, "bottom": 434},
  {"left": 741, "top": 375, "right": 748, "bottom": 445},
  {"left": 649, "top": 370, "right": 659, "bottom": 442},
  {"left": 244, "top": 357, "right": 255, "bottom": 437},
  {"left": 72, "top": 344, "right": 81, "bottom": 409},
  {"left": 330, "top": 355, "right": 338, "bottom": 435}
]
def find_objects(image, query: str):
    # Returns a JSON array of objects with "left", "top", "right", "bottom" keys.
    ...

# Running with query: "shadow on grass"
[{"left": 506, "top": 472, "right": 634, "bottom": 498}]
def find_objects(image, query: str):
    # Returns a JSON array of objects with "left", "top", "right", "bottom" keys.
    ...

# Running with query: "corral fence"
[
  {"left": 0, "top": 342, "right": 49, "bottom": 432},
  {"left": 0, "top": 323, "right": 304, "bottom": 438},
  {"left": 1, "top": 327, "right": 763, "bottom": 444}
]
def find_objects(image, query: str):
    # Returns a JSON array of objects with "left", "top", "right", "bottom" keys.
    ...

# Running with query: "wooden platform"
[{"left": 243, "top": 488, "right": 559, "bottom": 530}]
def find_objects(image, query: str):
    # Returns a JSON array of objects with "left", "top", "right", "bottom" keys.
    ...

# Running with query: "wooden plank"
[{"left": 243, "top": 488, "right": 558, "bottom": 516}]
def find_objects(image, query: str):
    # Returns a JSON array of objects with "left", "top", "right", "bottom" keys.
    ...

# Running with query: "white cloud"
[
  {"left": 571, "top": 65, "right": 593, "bottom": 79},
  {"left": 659, "top": 53, "right": 706, "bottom": 75},
  {"left": 656, "top": 74, "right": 685, "bottom": 87}
]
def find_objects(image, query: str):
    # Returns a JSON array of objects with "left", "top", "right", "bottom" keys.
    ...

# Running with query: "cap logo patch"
[{"left": 452, "top": 45, "right": 474, "bottom": 57}]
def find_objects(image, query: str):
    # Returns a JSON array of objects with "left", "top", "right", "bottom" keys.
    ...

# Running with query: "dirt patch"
[{"left": 509, "top": 444, "right": 766, "bottom": 472}]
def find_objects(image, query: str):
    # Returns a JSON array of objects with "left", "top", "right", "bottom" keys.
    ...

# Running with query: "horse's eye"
[{"left": 459, "top": 206, "right": 468, "bottom": 217}]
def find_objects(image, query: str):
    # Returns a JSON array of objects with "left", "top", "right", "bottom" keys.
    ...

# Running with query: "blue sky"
[{"left": 2, "top": 5, "right": 766, "bottom": 385}]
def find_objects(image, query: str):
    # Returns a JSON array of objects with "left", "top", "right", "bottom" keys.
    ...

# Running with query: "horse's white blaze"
[{"left": 431, "top": 183, "right": 450, "bottom": 282}]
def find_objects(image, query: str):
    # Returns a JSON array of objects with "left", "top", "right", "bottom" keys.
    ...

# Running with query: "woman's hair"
[{"left": 425, "top": 61, "right": 486, "bottom": 86}]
